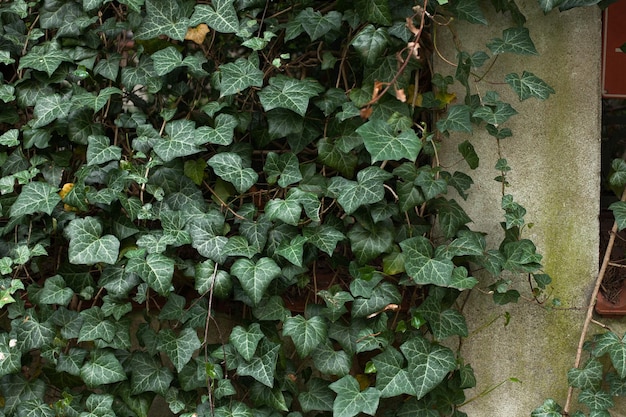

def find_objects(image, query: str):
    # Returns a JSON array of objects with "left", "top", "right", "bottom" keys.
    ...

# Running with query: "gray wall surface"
[{"left": 436, "top": 2, "right": 603, "bottom": 415}]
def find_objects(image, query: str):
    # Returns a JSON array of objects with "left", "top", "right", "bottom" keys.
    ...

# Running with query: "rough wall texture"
[{"left": 436, "top": 2, "right": 602, "bottom": 415}]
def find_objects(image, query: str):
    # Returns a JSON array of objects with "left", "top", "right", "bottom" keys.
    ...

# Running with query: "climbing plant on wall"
[{"left": 0, "top": 0, "right": 597, "bottom": 416}]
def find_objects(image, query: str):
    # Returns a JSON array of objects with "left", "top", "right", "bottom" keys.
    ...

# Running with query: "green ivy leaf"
[
  {"left": 214, "top": 402, "right": 253, "bottom": 417},
  {"left": 218, "top": 58, "right": 264, "bottom": 97},
  {"left": 135, "top": 0, "right": 190, "bottom": 41},
  {"left": 265, "top": 198, "right": 302, "bottom": 226},
  {"left": 0, "top": 333, "right": 21, "bottom": 377},
  {"left": 430, "top": 198, "right": 472, "bottom": 239},
  {"left": 352, "top": 281, "right": 401, "bottom": 318},
  {"left": 436, "top": 105, "right": 472, "bottom": 134},
  {"left": 298, "top": 378, "right": 334, "bottom": 412},
  {"left": 472, "top": 102, "right": 518, "bottom": 126},
  {"left": 126, "top": 253, "right": 175, "bottom": 296},
  {"left": 356, "top": 119, "right": 421, "bottom": 163},
  {"left": 231, "top": 257, "right": 281, "bottom": 305},
  {"left": 158, "top": 327, "right": 202, "bottom": 372},
  {"left": 276, "top": 235, "right": 307, "bottom": 266},
  {"left": 458, "top": 140, "right": 479, "bottom": 169},
  {"left": 329, "top": 375, "right": 381, "bottom": 417},
  {"left": 449, "top": 0, "right": 487, "bottom": 24},
  {"left": 208, "top": 152, "right": 259, "bottom": 193},
  {"left": 400, "top": 335, "right": 456, "bottom": 399},
  {"left": 283, "top": 315, "right": 328, "bottom": 357},
  {"left": 400, "top": 237, "right": 455, "bottom": 287},
  {"left": 16, "top": 399, "right": 55, "bottom": 417},
  {"left": 297, "top": 8, "right": 342, "bottom": 41},
  {"left": 417, "top": 295, "right": 468, "bottom": 340},
  {"left": 237, "top": 339, "right": 280, "bottom": 387},
  {"left": 567, "top": 359, "right": 603, "bottom": 391},
  {"left": 348, "top": 221, "right": 394, "bottom": 264},
  {"left": 488, "top": 27, "right": 538, "bottom": 56},
  {"left": 32, "top": 94, "right": 72, "bottom": 128},
  {"left": 371, "top": 347, "right": 413, "bottom": 398},
  {"left": 80, "top": 350, "right": 127, "bottom": 388},
  {"left": 10, "top": 181, "right": 61, "bottom": 217},
  {"left": 502, "top": 239, "right": 543, "bottom": 272},
  {"left": 18, "top": 41, "right": 69, "bottom": 76},
  {"left": 65, "top": 217, "right": 121, "bottom": 265},
  {"left": 39, "top": 275, "right": 73, "bottom": 306},
  {"left": 610, "top": 201, "right": 626, "bottom": 231},
  {"left": 87, "top": 135, "right": 122, "bottom": 166},
  {"left": 130, "top": 352, "right": 174, "bottom": 395},
  {"left": 303, "top": 224, "right": 345, "bottom": 256},
  {"left": 191, "top": 0, "right": 239, "bottom": 33},
  {"left": 351, "top": 25, "right": 390, "bottom": 66},
  {"left": 152, "top": 46, "right": 184, "bottom": 76},
  {"left": 258, "top": 75, "right": 324, "bottom": 117},
  {"left": 230, "top": 323, "right": 265, "bottom": 362},
  {"left": 578, "top": 389, "right": 614, "bottom": 411},
  {"left": 154, "top": 119, "right": 202, "bottom": 162},
  {"left": 197, "top": 113, "right": 238, "bottom": 146},
  {"left": 311, "top": 340, "right": 351, "bottom": 376},
  {"left": 505, "top": 71, "right": 555, "bottom": 101},
  {"left": 356, "top": 0, "right": 392, "bottom": 25},
  {"left": 264, "top": 152, "right": 303, "bottom": 188},
  {"left": 78, "top": 307, "right": 116, "bottom": 343},
  {"left": 328, "top": 167, "right": 392, "bottom": 214}
]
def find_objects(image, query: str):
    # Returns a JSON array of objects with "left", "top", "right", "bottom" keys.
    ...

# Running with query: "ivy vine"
[{"left": 0, "top": 0, "right": 602, "bottom": 417}]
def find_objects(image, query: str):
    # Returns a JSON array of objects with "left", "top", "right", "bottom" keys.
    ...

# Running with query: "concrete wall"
[{"left": 436, "top": 2, "right": 602, "bottom": 415}]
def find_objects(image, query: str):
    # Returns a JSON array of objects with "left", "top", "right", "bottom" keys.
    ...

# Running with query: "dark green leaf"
[
  {"left": 297, "top": 8, "right": 342, "bottom": 41},
  {"left": 230, "top": 323, "right": 265, "bottom": 362},
  {"left": 356, "top": 0, "right": 392, "bottom": 25},
  {"left": 371, "top": 347, "right": 413, "bottom": 398},
  {"left": 357, "top": 119, "right": 421, "bottom": 163},
  {"left": 312, "top": 340, "right": 351, "bottom": 376},
  {"left": 231, "top": 257, "right": 281, "bottom": 305},
  {"left": 400, "top": 335, "right": 456, "bottom": 399},
  {"left": 10, "top": 181, "right": 61, "bottom": 217},
  {"left": 436, "top": 105, "right": 472, "bottom": 134},
  {"left": 458, "top": 140, "right": 479, "bottom": 169},
  {"left": 351, "top": 25, "right": 390, "bottom": 66},
  {"left": 298, "top": 378, "right": 334, "bottom": 412},
  {"left": 488, "top": 27, "right": 538, "bottom": 55},
  {"left": 135, "top": 0, "right": 190, "bottom": 41},
  {"left": 81, "top": 350, "right": 127, "bottom": 387},
  {"left": 208, "top": 153, "right": 258, "bottom": 193},
  {"left": 329, "top": 375, "right": 381, "bottom": 417},
  {"left": 328, "top": 167, "right": 392, "bottom": 214},
  {"left": 283, "top": 315, "right": 328, "bottom": 357},
  {"left": 158, "top": 327, "right": 202, "bottom": 372},
  {"left": 237, "top": 339, "right": 280, "bottom": 387},
  {"left": 191, "top": 0, "right": 239, "bottom": 33},
  {"left": 18, "top": 42, "right": 69, "bottom": 77},
  {"left": 126, "top": 253, "right": 175, "bottom": 296},
  {"left": 505, "top": 71, "right": 555, "bottom": 101},
  {"left": 129, "top": 352, "right": 174, "bottom": 395},
  {"left": 218, "top": 58, "right": 264, "bottom": 97},
  {"left": 567, "top": 359, "right": 603, "bottom": 391},
  {"left": 258, "top": 75, "right": 324, "bottom": 117},
  {"left": 65, "top": 217, "right": 120, "bottom": 265},
  {"left": 450, "top": 0, "right": 487, "bottom": 24}
]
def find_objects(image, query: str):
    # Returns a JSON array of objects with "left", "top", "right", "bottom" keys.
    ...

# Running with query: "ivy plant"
[{"left": 0, "top": 0, "right": 593, "bottom": 416}]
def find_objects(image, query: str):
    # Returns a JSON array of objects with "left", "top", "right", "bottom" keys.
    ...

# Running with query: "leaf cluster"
[{"left": 0, "top": 0, "right": 564, "bottom": 416}]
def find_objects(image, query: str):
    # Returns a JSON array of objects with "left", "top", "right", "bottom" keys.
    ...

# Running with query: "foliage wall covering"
[{"left": 0, "top": 0, "right": 611, "bottom": 416}]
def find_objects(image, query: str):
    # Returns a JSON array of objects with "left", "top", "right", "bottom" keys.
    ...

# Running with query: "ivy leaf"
[
  {"left": 208, "top": 152, "right": 259, "bottom": 193},
  {"left": 400, "top": 335, "right": 456, "bottom": 400},
  {"left": 356, "top": 119, "right": 421, "bottom": 163},
  {"left": 449, "top": 0, "right": 487, "bottom": 24},
  {"left": 264, "top": 152, "right": 303, "bottom": 188},
  {"left": 135, "top": 0, "right": 190, "bottom": 41},
  {"left": 214, "top": 402, "right": 253, "bottom": 417},
  {"left": 18, "top": 41, "right": 69, "bottom": 76},
  {"left": 158, "top": 327, "right": 202, "bottom": 372},
  {"left": 298, "top": 378, "right": 334, "bottom": 412},
  {"left": 289, "top": 188, "right": 321, "bottom": 222},
  {"left": 16, "top": 400, "right": 55, "bottom": 417},
  {"left": 430, "top": 198, "right": 472, "bottom": 239},
  {"left": 502, "top": 239, "right": 543, "bottom": 272},
  {"left": 80, "top": 351, "right": 127, "bottom": 388},
  {"left": 283, "top": 315, "right": 328, "bottom": 357},
  {"left": 400, "top": 237, "right": 455, "bottom": 287},
  {"left": 237, "top": 339, "right": 280, "bottom": 387},
  {"left": 472, "top": 102, "right": 518, "bottom": 126},
  {"left": 218, "top": 58, "right": 264, "bottom": 97},
  {"left": 351, "top": 25, "right": 390, "bottom": 66},
  {"left": 39, "top": 275, "right": 73, "bottom": 306},
  {"left": 191, "top": 0, "right": 239, "bottom": 33},
  {"left": 567, "top": 359, "right": 603, "bottom": 391},
  {"left": 258, "top": 75, "right": 324, "bottom": 117},
  {"left": 32, "top": 94, "right": 72, "bottom": 128},
  {"left": 87, "top": 135, "right": 122, "bottom": 166},
  {"left": 347, "top": 221, "right": 394, "bottom": 264},
  {"left": 297, "top": 8, "right": 342, "bottom": 41},
  {"left": 265, "top": 198, "right": 302, "bottom": 226},
  {"left": 458, "top": 140, "right": 479, "bottom": 169},
  {"left": 610, "top": 201, "right": 626, "bottom": 231},
  {"left": 356, "top": 0, "right": 392, "bottom": 25},
  {"left": 417, "top": 295, "right": 468, "bottom": 340},
  {"left": 152, "top": 46, "right": 184, "bottom": 76},
  {"left": 303, "top": 224, "right": 345, "bottom": 256},
  {"left": 276, "top": 235, "right": 307, "bottom": 266},
  {"left": 0, "top": 333, "right": 22, "bottom": 376},
  {"left": 197, "top": 113, "right": 238, "bottom": 146},
  {"left": 311, "top": 340, "right": 351, "bottom": 376},
  {"left": 154, "top": 119, "right": 202, "bottom": 162},
  {"left": 230, "top": 323, "right": 265, "bottom": 362},
  {"left": 329, "top": 375, "right": 381, "bottom": 417},
  {"left": 78, "top": 307, "right": 116, "bottom": 343},
  {"left": 65, "top": 217, "right": 120, "bottom": 265},
  {"left": 505, "top": 71, "right": 555, "bottom": 101},
  {"left": 10, "top": 181, "right": 61, "bottom": 217},
  {"left": 12, "top": 314, "right": 55, "bottom": 350},
  {"left": 231, "top": 257, "right": 281, "bottom": 305},
  {"left": 578, "top": 389, "right": 614, "bottom": 411},
  {"left": 129, "top": 352, "right": 174, "bottom": 395},
  {"left": 487, "top": 27, "right": 538, "bottom": 56},
  {"left": 371, "top": 347, "right": 413, "bottom": 398},
  {"left": 328, "top": 167, "right": 392, "bottom": 214},
  {"left": 126, "top": 253, "right": 175, "bottom": 296},
  {"left": 436, "top": 104, "right": 472, "bottom": 134}
]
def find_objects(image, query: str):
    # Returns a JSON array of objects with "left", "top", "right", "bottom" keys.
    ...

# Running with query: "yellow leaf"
[
  {"left": 59, "top": 183, "right": 74, "bottom": 199},
  {"left": 356, "top": 374, "right": 371, "bottom": 390},
  {"left": 185, "top": 24, "right": 210, "bottom": 45},
  {"left": 435, "top": 91, "right": 456, "bottom": 105}
]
